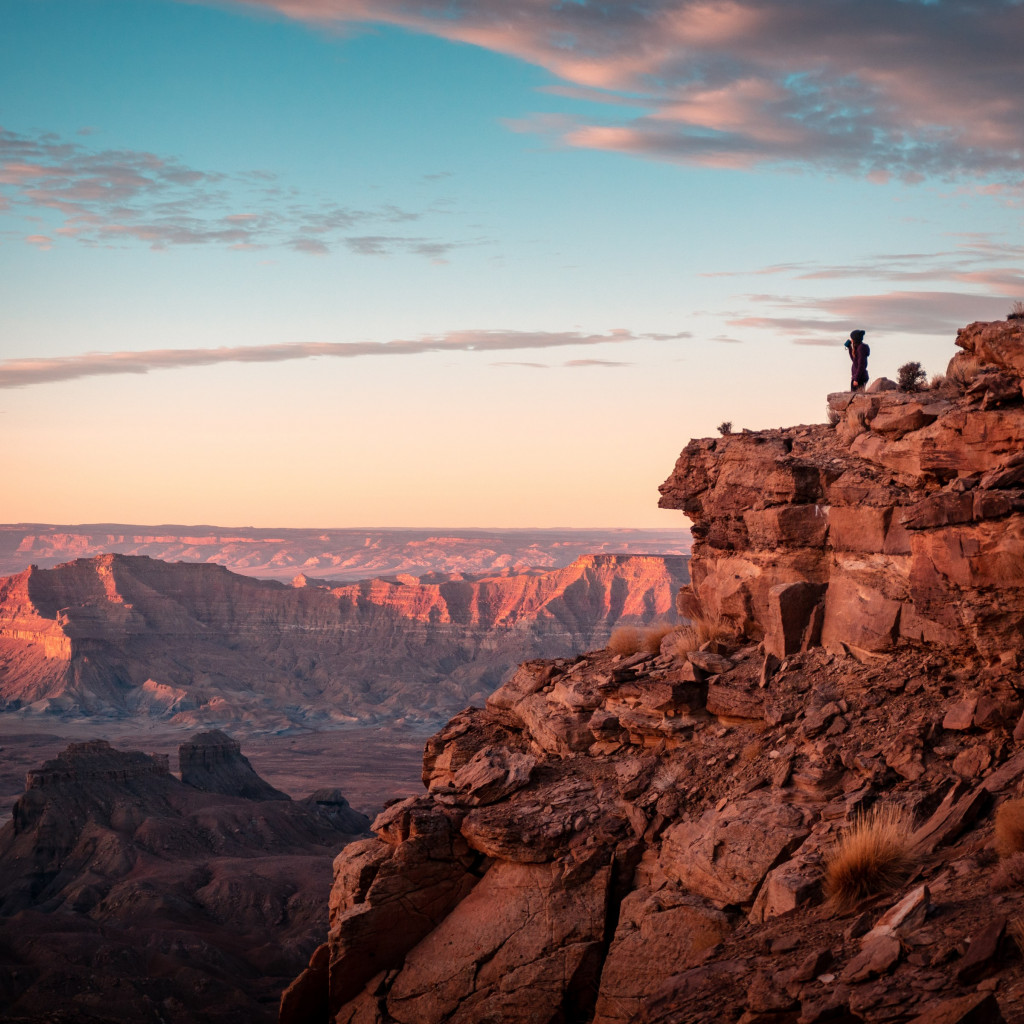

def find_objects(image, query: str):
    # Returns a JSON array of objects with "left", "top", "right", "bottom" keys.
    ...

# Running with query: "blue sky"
[{"left": 2, "top": 0, "right": 1022, "bottom": 527}]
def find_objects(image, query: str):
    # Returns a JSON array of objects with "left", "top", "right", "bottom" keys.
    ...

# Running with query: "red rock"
[
  {"left": 593, "top": 887, "right": 730, "bottom": 1024},
  {"left": 942, "top": 698, "right": 978, "bottom": 731},
  {"left": 764, "top": 582, "right": 827, "bottom": 659},
  {"left": 955, "top": 915, "right": 1006, "bottom": 983},
  {"left": 907, "top": 991, "right": 1006, "bottom": 1024},
  {"left": 839, "top": 933, "right": 901, "bottom": 982},
  {"left": 384, "top": 859, "right": 610, "bottom": 1024},
  {"left": 660, "top": 798, "right": 810, "bottom": 905}
]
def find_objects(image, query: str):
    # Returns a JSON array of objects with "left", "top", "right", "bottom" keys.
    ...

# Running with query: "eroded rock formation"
[
  {"left": 658, "top": 319, "right": 1024, "bottom": 661},
  {"left": 0, "top": 553, "right": 687, "bottom": 730},
  {"left": 0, "top": 734, "right": 370, "bottom": 1023},
  {"left": 287, "top": 320, "right": 1024, "bottom": 1024}
]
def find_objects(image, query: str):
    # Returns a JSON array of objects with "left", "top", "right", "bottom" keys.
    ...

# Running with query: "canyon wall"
[
  {"left": 287, "top": 320, "right": 1024, "bottom": 1024},
  {"left": 0, "top": 552, "right": 688, "bottom": 730}
]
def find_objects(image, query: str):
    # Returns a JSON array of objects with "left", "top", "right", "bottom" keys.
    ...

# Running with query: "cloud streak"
[
  {"left": 0, "top": 127, "right": 471, "bottom": 256},
  {"left": 216, "top": 0, "right": 1024, "bottom": 185},
  {"left": 0, "top": 329, "right": 685, "bottom": 389}
]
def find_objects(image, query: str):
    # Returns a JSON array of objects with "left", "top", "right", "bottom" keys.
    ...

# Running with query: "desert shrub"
[
  {"left": 897, "top": 361, "right": 927, "bottom": 392},
  {"left": 607, "top": 623, "right": 676, "bottom": 657},
  {"left": 948, "top": 356, "right": 985, "bottom": 389},
  {"left": 823, "top": 805, "right": 914, "bottom": 911},
  {"left": 995, "top": 798, "right": 1024, "bottom": 856},
  {"left": 929, "top": 373, "right": 946, "bottom": 388},
  {"left": 1008, "top": 300, "right": 1024, "bottom": 320},
  {"left": 677, "top": 589, "right": 734, "bottom": 648},
  {"left": 826, "top": 404, "right": 841, "bottom": 427},
  {"left": 717, "top": 421, "right": 733, "bottom": 435},
  {"left": 607, "top": 626, "right": 644, "bottom": 656}
]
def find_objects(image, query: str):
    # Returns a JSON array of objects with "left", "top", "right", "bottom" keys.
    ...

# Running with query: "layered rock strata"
[
  {"left": 658, "top": 319, "right": 1024, "bottom": 660},
  {"left": 0, "top": 552, "right": 687, "bottom": 729},
  {"left": 286, "top": 321, "right": 1024, "bottom": 1024}
]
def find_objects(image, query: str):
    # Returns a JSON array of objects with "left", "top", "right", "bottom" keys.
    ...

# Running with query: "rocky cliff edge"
[{"left": 282, "top": 320, "right": 1024, "bottom": 1024}]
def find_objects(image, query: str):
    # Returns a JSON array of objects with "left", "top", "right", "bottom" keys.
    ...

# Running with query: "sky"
[{"left": 2, "top": 0, "right": 1022, "bottom": 529}]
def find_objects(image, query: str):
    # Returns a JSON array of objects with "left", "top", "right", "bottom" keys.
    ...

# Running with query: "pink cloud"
[
  {"left": 0, "top": 328, "right": 685, "bottom": 389},
  {"left": 212, "top": 0, "right": 1024, "bottom": 184},
  {"left": 0, "top": 127, "right": 465, "bottom": 257}
]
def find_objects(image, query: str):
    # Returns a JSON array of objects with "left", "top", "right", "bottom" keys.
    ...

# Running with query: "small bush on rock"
[
  {"left": 948, "top": 356, "right": 985, "bottom": 390},
  {"left": 823, "top": 805, "right": 914, "bottom": 911},
  {"left": 826, "top": 404, "right": 841, "bottom": 426},
  {"left": 897, "top": 361, "right": 927, "bottom": 392},
  {"left": 995, "top": 798, "right": 1024, "bottom": 856},
  {"left": 717, "top": 421, "right": 733, "bottom": 435},
  {"left": 607, "top": 623, "right": 677, "bottom": 657},
  {"left": 1008, "top": 300, "right": 1024, "bottom": 320}
]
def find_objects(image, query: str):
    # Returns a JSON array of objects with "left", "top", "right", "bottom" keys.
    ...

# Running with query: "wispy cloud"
[
  {"left": 0, "top": 127, "right": 472, "bottom": 256},
  {"left": 730, "top": 290, "right": 1012, "bottom": 339},
  {"left": 0, "top": 328, "right": 684, "bottom": 389},
  {"left": 218, "top": 0, "right": 1024, "bottom": 185}
]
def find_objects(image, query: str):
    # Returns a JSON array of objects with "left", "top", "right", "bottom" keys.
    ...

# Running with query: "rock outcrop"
[
  {"left": 659, "top": 319, "right": 1024, "bottom": 662},
  {"left": 179, "top": 729, "right": 291, "bottom": 801},
  {"left": 0, "top": 552, "right": 688, "bottom": 730},
  {"left": 286, "top": 321, "right": 1024, "bottom": 1024},
  {"left": 0, "top": 734, "right": 370, "bottom": 1023}
]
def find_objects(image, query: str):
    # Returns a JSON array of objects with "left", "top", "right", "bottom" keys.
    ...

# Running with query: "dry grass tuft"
[
  {"left": 1009, "top": 300, "right": 1024, "bottom": 320},
  {"left": 995, "top": 798, "right": 1024, "bottom": 856},
  {"left": 607, "top": 622, "right": 677, "bottom": 657},
  {"left": 929, "top": 373, "right": 946, "bottom": 388},
  {"left": 993, "top": 852, "right": 1024, "bottom": 891},
  {"left": 826, "top": 404, "right": 841, "bottom": 426},
  {"left": 823, "top": 805, "right": 914, "bottom": 912},
  {"left": 948, "top": 356, "right": 986, "bottom": 389},
  {"left": 677, "top": 590, "right": 734, "bottom": 649},
  {"left": 1009, "top": 916, "right": 1024, "bottom": 956}
]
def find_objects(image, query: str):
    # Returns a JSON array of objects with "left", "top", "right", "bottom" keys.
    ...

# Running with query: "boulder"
[
  {"left": 384, "top": 859, "right": 610, "bottom": 1024},
  {"left": 659, "top": 798, "right": 810, "bottom": 905}
]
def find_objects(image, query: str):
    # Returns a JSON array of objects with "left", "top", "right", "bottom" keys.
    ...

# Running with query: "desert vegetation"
[
  {"left": 897, "top": 361, "right": 927, "bottom": 392},
  {"left": 1008, "top": 300, "right": 1024, "bottom": 320},
  {"left": 823, "top": 804, "right": 914, "bottom": 911},
  {"left": 607, "top": 622, "right": 677, "bottom": 656},
  {"left": 717, "top": 421, "right": 733, "bottom": 435},
  {"left": 948, "top": 355, "right": 986, "bottom": 390},
  {"left": 826, "top": 404, "right": 841, "bottom": 427}
]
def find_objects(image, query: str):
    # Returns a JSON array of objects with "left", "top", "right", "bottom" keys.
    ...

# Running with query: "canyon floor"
[{"left": 0, "top": 721, "right": 428, "bottom": 821}]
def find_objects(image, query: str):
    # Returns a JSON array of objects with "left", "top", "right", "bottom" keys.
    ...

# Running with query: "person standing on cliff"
[{"left": 845, "top": 329, "right": 869, "bottom": 391}]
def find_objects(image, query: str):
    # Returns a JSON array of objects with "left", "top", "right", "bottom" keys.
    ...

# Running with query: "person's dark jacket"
[{"left": 850, "top": 342, "right": 870, "bottom": 384}]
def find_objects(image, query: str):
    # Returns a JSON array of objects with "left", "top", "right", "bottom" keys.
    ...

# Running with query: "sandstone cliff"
[
  {"left": 0, "top": 553, "right": 688, "bottom": 730},
  {"left": 0, "top": 735, "right": 371, "bottom": 1023},
  {"left": 285, "top": 320, "right": 1024, "bottom": 1024}
]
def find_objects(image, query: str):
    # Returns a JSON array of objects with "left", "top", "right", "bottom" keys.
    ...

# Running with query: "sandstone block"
[
  {"left": 659, "top": 798, "right": 810, "bottom": 905},
  {"left": 867, "top": 377, "right": 899, "bottom": 393},
  {"left": 385, "top": 859, "right": 610, "bottom": 1024},
  {"left": 821, "top": 577, "right": 902, "bottom": 652},
  {"left": 592, "top": 887, "right": 730, "bottom": 1024},
  {"left": 870, "top": 401, "right": 939, "bottom": 437},
  {"left": 907, "top": 990, "right": 1006, "bottom": 1024},
  {"left": 942, "top": 698, "right": 978, "bottom": 731},
  {"left": 764, "top": 581, "right": 826, "bottom": 658}
]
